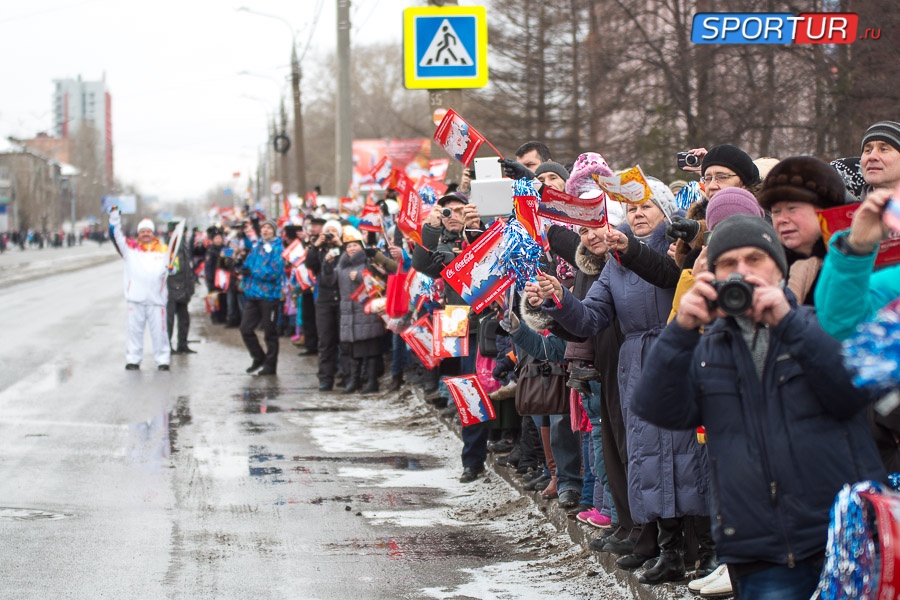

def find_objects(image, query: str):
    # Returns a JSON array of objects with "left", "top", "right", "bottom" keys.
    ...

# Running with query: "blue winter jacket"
[
  {"left": 815, "top": 230, "right": 900, "bottom": 341},
  {"left": 242, "top": 237, "right": 285, "bottom": 301},
  {"left": 633, "top": 296, "right": 886, "bottom": 566}
]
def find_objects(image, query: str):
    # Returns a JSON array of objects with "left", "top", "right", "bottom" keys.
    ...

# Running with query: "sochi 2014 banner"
[
  {"left": 440, "top": 220, "right": 514, "bottom": 314},
  {"left": 444, "top": 375, "right": 496, "bottom": 426},
  {"left": 538, "top": 187, "right": 608, "bottom": 228}
]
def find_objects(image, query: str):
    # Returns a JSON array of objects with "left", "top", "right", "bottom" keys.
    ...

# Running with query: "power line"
[
  {"left": 352, "top": 0, "right": 382, "bottom": 38},
  {"left": 298, "top": 0, "right": 326, "bottom": 63}
]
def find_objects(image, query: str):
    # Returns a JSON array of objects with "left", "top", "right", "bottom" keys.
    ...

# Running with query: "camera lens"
[
  {"left": 685, "top": 154, "right": 700, "bottom": 167},
  {"left": 441, "top": 208, "right": 452, "bottom": 218},
  {"left": 716, "top": 278, "right": 754, "bottom": 316}
]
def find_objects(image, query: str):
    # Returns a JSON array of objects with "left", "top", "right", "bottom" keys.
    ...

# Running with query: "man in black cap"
[
  {"left": 534, "top": 161, "right": 569, "bottom": 192},
  {"left": 633, "top": 214, "right": 885, "bottom": 600},
  {"left": 412, "top": 192, "right": 491, "bottom": 483}
]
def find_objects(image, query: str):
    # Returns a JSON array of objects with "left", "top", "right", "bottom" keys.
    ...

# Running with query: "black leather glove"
[
  {"left": 364, "top": 247, "right": 378, "bottom": 258},
  {"left": 431, "top": 252, "right": 447, "bottom": 268},
  {"left": 492, "top": 355, "right": 515, "bottom": 380},
  {"left": 665, "top": 217, "right": 700, "bottom": 244},
  {"left": 498, "top": 158, "right": 536, "bottom": 181}
]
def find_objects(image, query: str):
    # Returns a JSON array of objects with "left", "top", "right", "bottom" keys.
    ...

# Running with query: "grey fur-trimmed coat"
[{"left": 541, "top": 221, "right": 709, "bottom": 524}]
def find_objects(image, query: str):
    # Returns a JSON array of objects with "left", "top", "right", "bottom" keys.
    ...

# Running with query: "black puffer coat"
[{"left": 336, "top": 249, "right": 384, "bottom": 344}]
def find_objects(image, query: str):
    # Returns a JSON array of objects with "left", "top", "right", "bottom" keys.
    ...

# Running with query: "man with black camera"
[
  {"left": 238, "top": 218, "right": 285, "bottom": 376},
  {"left": 298, "top": 216, "right": 327, "bottom": 356},
  {"left": 412, "top": 191, "right": 490, "bottom": 483},
  {"left": 304, "top": 220, "right": 345, "bottom": 391},
  {"left": 632, "top": 214, "right": 885, "bottom": 600}
]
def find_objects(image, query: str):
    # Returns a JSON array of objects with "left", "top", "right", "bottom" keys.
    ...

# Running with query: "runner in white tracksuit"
[{"left": 109, "top": 208, "right": 171, "bottom": 369}]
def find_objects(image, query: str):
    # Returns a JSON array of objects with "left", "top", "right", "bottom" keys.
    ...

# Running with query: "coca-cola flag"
[
  {"left": 358, "top": 196, "right": 383, "bottom": 233},
  {"left": 440, "top": 220, "right": 514, "bottom": 314},
  {"left": 433, "top": 109, "right": 486, "bottom": 167},
  {"left": 281, "top": 239, "right": 307, "bottom": 266},
  {"left": 368, "top": 156, "right": 401, "bottom": 189},
  {"left": 400, "top": 315, "right": 441, "bottom": 369},
  {"left": 395, "top": 173, "right": 424, "bottom": 245},
  {"left": 444, "top": 375, "right": 497, "bottom": 426}
]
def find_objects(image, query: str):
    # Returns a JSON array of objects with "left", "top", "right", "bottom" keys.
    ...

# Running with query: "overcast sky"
[{"left": 0, "top": 0, "right": 422, "bottom": 203}]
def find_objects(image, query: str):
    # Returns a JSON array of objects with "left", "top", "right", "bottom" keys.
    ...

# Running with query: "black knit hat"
[
  {"left": 707, "top": 214, "right": 788, "bottom": 277},
  {"left": 702, "top": 144, "right": 760, "bottom": 187},
  {"left": 861, "top": 121, "right": 900, "bottom": 153},
  {"left": 757, "top": 156, "right": 848, "bottom": 211},
  {"left": 534, "top": 161, "right": 570, "bottom": 181}
]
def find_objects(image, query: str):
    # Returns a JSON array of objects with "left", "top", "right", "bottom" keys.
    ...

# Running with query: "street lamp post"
[{"left": 236, "top": 7, "right": 307, "bottom": 198}]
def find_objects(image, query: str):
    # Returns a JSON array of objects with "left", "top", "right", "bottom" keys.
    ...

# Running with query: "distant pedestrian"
[
  {"left": 108, "top": 208, "right": 170, "bottom": 371},
  {"left": 166, "top": 221, "right": 196, "bottom": 355},
  {"left": 239, "top": 219, "right": 285, "bottom": 376}
]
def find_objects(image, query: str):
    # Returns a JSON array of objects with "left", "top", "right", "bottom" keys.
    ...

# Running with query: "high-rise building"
[{"left": 52, "top": 75, "right": 113, "bottom": 184}]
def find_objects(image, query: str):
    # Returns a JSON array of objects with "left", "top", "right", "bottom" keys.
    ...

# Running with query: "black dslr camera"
[
  {"left": 707, "top": 273, "right": 755, "bottom": 317},
  {"left": 677, "top": 151, "right": 701, "bottom": 169}
]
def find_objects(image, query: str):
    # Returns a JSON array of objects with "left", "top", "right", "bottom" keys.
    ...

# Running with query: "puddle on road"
[
  {"left": 237, "top": 389, "right": 283, "bottom": 414},
  {"left": 167, "top": 395, "right": 192, "bottom": 454},
  {"left": 289, "top": 454, "right": 436, "bottom": 470},
  {"left": 0, "top": 507, "right": 70, "bottom": 521},
  {"left": 235, "top": 386, "right": 327, "bottom": 414},
  {"left": 322, "top": 530, "right": 506, "bottom": 561},
  {"left": 241, "top": 420, "right": 276, "bottom": 435}
]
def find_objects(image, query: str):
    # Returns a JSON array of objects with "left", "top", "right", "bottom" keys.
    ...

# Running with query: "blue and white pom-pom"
[
  {"left": 498, "top": 219, "right": 544, "bottom": 292},
  {"left": 419, "top": 186, "right": 437, "bottom": 207},
  {"left": 675, "top": 181, "right": 703, "bottom": 211},
  {"left": 513, "top": 178, "right": 539, "bottom": 198},
  {"left": 816, "top": 481, "right": 882, "bottom": 600},
  {"left": 843, "top": 300, "right": 900, "bottom": 394}
]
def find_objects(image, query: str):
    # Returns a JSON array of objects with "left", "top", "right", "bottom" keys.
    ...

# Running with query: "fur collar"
[
  {"left": 520, "top": 292, "right": 556, "bottom": 333},
  {"left": 574, "top": 242, "right": 607, "bottom": 276}
]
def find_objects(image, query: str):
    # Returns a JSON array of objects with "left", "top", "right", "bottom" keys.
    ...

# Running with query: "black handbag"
[
  {"left": 477, "top": 314, "right": 500, "bottom": 357},
  {"left": 514, "top": 338, "right": 568, "bottom": 416}
]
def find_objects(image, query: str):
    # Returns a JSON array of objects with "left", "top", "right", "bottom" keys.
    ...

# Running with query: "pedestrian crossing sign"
[{"left": 403, "top": 6, "right": 488, "bottom": 90}]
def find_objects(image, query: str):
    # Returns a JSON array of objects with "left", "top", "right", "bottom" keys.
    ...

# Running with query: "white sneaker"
[
  {"left": 688, "top": 564, "right": 728, "bottom": 593},
  {"left": 699, "top": 565, "right": 733, "bottom": 598}
]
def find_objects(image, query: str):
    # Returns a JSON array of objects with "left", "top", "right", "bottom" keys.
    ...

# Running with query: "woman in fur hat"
[{"left": 335, "top": 226, "right": 394, "bottom": 394}]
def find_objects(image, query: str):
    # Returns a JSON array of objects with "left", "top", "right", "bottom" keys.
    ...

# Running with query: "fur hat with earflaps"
[{"left": 757, "top": 156, "right": 849, "bottom": 211}]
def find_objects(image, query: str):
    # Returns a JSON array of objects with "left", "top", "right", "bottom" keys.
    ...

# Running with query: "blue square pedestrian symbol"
[{"left": 404, "top": 6, "right": 488, "bottom": 90}]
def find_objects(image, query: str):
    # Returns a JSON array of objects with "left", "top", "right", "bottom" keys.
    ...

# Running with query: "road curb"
[{"left": 413, "top": 386, "right": 688, "bottom": 600}]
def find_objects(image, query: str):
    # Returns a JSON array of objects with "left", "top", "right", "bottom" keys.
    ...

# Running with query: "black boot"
[
  {"left": 342, "top": 359, "right": 363, "bottom": 394},
  {"left": 360, "top": 357, "right": 379, "bottom": 394},
  {"left": 639, "top": 518, "right": 686, "bottom": 585},
  {"left": 694, "top": 516, "right": 718, "bottom": 578},
  {"left": 388, "top": 373, "right": 403, "bottom": 392}
]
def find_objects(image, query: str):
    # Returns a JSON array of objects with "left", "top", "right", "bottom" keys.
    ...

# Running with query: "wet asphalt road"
[{"left": 0, "top": 254, "right": 626, "bottom": 600}]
